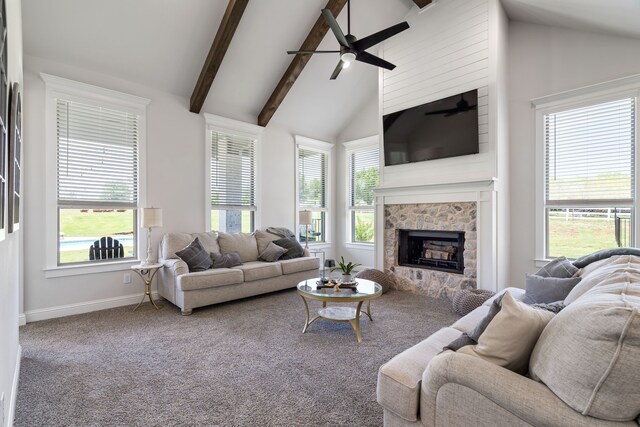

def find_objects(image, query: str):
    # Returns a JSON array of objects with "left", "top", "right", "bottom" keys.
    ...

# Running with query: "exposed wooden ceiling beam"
[
  {"left": 190, "top": 0, "right": 250, "bottom": 113},
  {"left": 413, "top": 0, "right": 432, "bottom": 8},
  {"left": 257, "top": 0, "right": 348, "bottom": 127}
]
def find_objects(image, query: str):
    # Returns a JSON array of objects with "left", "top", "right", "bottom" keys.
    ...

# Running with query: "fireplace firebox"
[{"left": 397, "top": 229, "right": 465, "bottom": 274}]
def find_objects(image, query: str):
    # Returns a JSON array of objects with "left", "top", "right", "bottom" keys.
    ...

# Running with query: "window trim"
[
  {"left": 42, "top": 73, "right": 150, "bottom": 276},
  {"left": 533, "top": 74, "right": 640, "bottom": 262},
  {"left": 295, "top": 135, "right": 333, "bottom": 247},
  {"left": 343, "top": 135, "right": 378, "bottom": 245},
  {"left": 204, "top": 113, "right": 263, "bottom": 233}
]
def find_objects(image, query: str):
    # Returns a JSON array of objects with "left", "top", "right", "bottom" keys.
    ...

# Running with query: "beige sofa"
[
  {"left": 377, "top": 255, "right": 640, "bottom": 426},
  {"left": 157, "top": 230, "right": 320, "bottom": 315}
]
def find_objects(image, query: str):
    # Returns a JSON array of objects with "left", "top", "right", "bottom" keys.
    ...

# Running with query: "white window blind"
[
  {"left": 298, "top": 147, "right": 327, "bottom": 208},
  {"left": 56, "top": 99, "right": 139, "bottom": 207},
  {"left": 349, "top": 147, "right": 379, "bottom": 208},
  {"left": 210, "top": 130, "right": 256, "bottom": 210},
  {"left": 545, "top": 97, "right": 635, "bottom": 207}
]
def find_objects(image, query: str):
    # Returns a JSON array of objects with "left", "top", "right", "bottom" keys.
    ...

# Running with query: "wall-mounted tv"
[{"left": 383, "top": 89, "right": 479, "bottom": 167}]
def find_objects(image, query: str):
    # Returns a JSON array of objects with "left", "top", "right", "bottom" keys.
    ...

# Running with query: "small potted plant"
[{"left": 331, "top": 256, "right": 361, "bottom": 283}]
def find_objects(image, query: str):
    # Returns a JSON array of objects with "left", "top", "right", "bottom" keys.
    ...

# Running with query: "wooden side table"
[{"left": 131, "top": 263, "right": 163, "bottom": 310}]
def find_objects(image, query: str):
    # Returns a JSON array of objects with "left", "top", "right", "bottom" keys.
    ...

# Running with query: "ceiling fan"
[
  {"left": 424, "top": 94, "right": 477, "bottom": 117},
  {"left": 287, "top": 0, "right": 409, "bottom": 80}
]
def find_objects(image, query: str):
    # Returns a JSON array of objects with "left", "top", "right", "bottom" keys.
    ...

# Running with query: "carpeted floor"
[{"left": 15, "top": 289, "right": 459, "bottom": 427}]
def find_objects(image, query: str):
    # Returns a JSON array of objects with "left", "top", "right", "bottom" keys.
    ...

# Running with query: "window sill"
[
  {"left": 44, "top": 259, "right": 141, "bottom": 278},
  {"left": 306, "top": 242, "right": 331, "bottom": 250},
  {"left": 344, "top": 242, "right": 375, "bottom": 251}
]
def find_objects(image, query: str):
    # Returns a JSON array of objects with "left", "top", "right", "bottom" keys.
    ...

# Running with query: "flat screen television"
[{"left": 383, "top": 89, "right": 479, "bottom": 166}]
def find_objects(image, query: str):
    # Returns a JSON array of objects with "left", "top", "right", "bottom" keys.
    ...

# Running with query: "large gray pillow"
[
  {"left": 175, "top": 237, "right": 213, "bottom": 272},
  {"left": 522, "top": 274, "right": 581, "bottom": 305},
  {"left": 535, "top": 256, "right": 578, "bottom": 278},
  {"left": 274, "top": 237, "right": 304, "bottom": 260},
  {"left": 210, "top": 252, "right": 242, "bottom": 269},
  {"left": 259, "top": 241, "right": 287, "bottom": 262}
]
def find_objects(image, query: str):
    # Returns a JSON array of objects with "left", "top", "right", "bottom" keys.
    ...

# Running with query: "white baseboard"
[
  {"left": 17, "top": 314, "right": 26, "bottom": 326},
  {"left": 23, "top": 292, "right": 161, "bottom": 323},
  {"left": 8, "top": 345, "right": 21, "bottom": 427}
]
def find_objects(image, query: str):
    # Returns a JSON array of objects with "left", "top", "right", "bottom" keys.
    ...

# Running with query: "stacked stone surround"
[{"left": 384, "top": 202, "right": 477, "bottom": 299}]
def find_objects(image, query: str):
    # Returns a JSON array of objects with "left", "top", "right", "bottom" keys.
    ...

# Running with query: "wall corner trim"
[{"left": 8, "top": 344, "right": 22, "bottom": 427}]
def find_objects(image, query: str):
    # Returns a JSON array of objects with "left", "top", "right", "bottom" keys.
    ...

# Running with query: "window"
[
  {"left": 296, "top": 137, "right": 332, "bottom": 244},
  {"left": 347, "top": 142, "right": 379, "bottom": 243},
  {"left": 206, "top": 114, "right": 262, "bottom": 233},
  {"left": 43, "top": 76, "right": 149, "bottom": 267},
  {"left": 536, "top": 86, "right": 637, "bottom": 260}
]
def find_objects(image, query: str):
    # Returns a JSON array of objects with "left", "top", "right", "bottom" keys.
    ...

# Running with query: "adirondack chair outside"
[{"left": 89, "top": 236, "right": 125, "bottom": 260}]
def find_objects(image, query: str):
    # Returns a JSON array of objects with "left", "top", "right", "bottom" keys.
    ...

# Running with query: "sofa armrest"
[
  {"left": 422, "top": 351, "right": 634, "bottom": 427},
  {"left": 156, "top": 258, "right": 188, "bottom": 304}
]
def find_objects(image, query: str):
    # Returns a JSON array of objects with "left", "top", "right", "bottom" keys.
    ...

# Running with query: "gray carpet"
[{"left": 15, "top": 289, "right": 459, "bottom": 427}]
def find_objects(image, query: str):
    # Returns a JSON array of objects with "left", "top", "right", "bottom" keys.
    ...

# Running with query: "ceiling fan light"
[
  {"left": 340, "top": 52, "right": 356, "bottom": 64},
  {"left": 342, "top": 61, "right": 351, "bottom": 69}
]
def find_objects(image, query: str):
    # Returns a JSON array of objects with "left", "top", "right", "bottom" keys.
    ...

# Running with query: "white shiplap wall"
[{"left": 379, "top": 0, "right": 494, "bottom": 187}]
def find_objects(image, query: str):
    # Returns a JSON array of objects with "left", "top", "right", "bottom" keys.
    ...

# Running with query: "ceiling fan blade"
[
  {"left": 425, "top": 108, "right": 458, "bottom": 116},
  {"left": 330, "top": 60, "right": 344, "bottom": 80},
  {"left": 287, "top": 50, "right": 341, "bottom": 55},
  {"left": 355, "top": 51, "right": 396, "bottom": 70},
  {"left": 352, "top": 21, "right": 409, "bottom": 52},
  {"left": 321, "top": 9, "right": 350, "bottom": 47}
]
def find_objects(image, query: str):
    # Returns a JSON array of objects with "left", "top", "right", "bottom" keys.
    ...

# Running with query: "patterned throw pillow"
[
  {"left": 259, "top": 242, "right": 287, "bottom": 262},
  {"left": 273, "top": 237, "right": 304, "bottom": 260},
  {"left": 210, "top": 252, "right": 242, "bottom": 269},
  {"left": 534, "top": 256, "right": 578, "bottom": 278},
  {"left": 175, "top": 237, "right": 213, "bottom": 272}
]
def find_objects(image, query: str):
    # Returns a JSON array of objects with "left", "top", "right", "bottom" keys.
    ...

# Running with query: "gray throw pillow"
[
  {"left": 210, "top": 252, "right": 242, "bottom": 269},
  {"left": 532, "top": 300, "right": 566, "bottom": 314},
  {"left": 535, "top": 256, "right": 578, "bottom": 278},
  {"left": 573, "top": 247, "right": 640, "bottom": 268},
  {"left": 444, "top": 293, "right": 505, "bottom": 351},
  {"left": 175, "top": 237, "right": 213, "bottom": 272},
  {"left": 259, "top": 241, "right": 287, "bottom": 262},
  {"left": 523, "top": 274, "right": 581, "bottom": 305},
  {"left": 273, "top": 237, "right": 304, "bottom": 260}
]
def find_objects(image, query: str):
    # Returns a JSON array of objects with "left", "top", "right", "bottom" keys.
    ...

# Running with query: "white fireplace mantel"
[{"left": 373, "top": 177, "right": 498, "bottom": 198}]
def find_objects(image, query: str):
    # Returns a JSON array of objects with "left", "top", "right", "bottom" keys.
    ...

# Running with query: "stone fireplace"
[{"left": 383, "top": 202, "right": 477, "bottom": 299}]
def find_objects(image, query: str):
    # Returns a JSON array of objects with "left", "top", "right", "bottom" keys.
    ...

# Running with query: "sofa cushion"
[
  {"left": 274, "top": 237, "right": 304, "bottom": 260},
  {"left": 254, "top": 230, "right": 282, "bottom": 255},
  {"left": 278, "top": 257, "right": 319, "bottom": 275},
  {"left": 565, "top": 255, "right": 640, "bottom": 304},
  {"left": 259, "top": 242, "right": 287, "bottom": 262},
  {"left": 191, "top": 232, "right": 221, "bottom": 256},
  {"left": 175, "top": 238, "right": 213, "bottom": 272},
  {"left": 177, "top": 268, "right": 244, "bottom": 291},
  {"left": 235, "top": 261, "right": 282, "bottom": 282},
  {"left": 530, "top": 283, "right": 640, "bottom": 421},
  {"left": 523, "top": 274, "right": 581, "bottom": 304},
  {"left": 161, "top": 233, "right": 193, "bottom": 259},
  {"left": 217, "top": 232, "right": 259, "bottom": 262},
  {"left": 457, "top": 291, "right": 555, "bottom": 375},
  {"left": 483, "top": 287, "right": 525, "bottom": 307},
  {"left": 377, "top": 327, "right": 462, "bottom": 422},
  {"left": 211, "top": 252, "right": 242, "bottom": 269},
  {"left": 534, "top": 256, "right": 578, "bottom": 278},
  {"left": 450, "top": 305, "right": 490, "bottom": 334}
]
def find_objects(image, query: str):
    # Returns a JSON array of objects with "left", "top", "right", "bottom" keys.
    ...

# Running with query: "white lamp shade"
[
  {"left": 299, "top": 210, "right": 313, "bottom": 225},
  {"left": 141, "top": 207, "right": 163, "bottom": 228}
]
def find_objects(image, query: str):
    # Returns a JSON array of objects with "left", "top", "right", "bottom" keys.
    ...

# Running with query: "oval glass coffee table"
[{"left": 297, "top": 278, "right": 382, "bottom": 343}]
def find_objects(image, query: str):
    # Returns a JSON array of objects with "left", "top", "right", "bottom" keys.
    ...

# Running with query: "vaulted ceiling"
[{"left": 22, "top": 0, "right": 640, "bottom": 139}]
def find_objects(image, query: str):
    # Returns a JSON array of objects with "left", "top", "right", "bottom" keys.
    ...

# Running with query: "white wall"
[
  {"left": 0, "top": 1, "right": 22, "bottom": 425},
  {"left": 22, "top": 54, "right": 336, "bottom": 320},
  {"left": 508, "top": 22, "right": 640, "bottom": 285}
]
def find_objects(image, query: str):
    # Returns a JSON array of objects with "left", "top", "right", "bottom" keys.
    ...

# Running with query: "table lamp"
[
  {"left": 299, "top": 210, "right": 313, "bottom": 249},
  {"left": 141, "top": 207, "right": 163, "bottom": 266},
  {"left": 323, "top": 259, "right": 336, "bottom": 283}
]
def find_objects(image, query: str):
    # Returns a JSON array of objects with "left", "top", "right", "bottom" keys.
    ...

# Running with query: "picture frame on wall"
[{"left": 7, "top": 82, "right": 20, "bottom": 233}]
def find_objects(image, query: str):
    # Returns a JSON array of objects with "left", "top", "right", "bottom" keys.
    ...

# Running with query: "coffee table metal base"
[{"left": 299, "top": 296, "right": 373, "bottom": 343}]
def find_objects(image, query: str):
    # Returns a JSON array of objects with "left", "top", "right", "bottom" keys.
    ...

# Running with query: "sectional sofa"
[
  {"left": 377, "top": 254, "right": 640, "bottom": 426},
  {"left": 157, "top": 230, "right": 320, "bottom": 315}
]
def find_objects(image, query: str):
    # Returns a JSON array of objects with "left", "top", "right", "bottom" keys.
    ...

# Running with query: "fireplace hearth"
[{"left": 397, "top": 229, "right": 465, "bottom": 274}]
